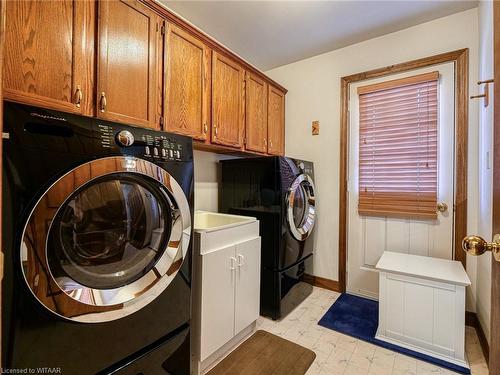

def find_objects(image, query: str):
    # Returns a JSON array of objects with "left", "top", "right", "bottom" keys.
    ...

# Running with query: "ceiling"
[{"left": 160, "top": 0, "right": 477, "bottom": 71}]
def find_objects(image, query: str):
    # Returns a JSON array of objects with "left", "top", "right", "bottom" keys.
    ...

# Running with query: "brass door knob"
[
  {"left": 437, "top": 202, "right": 448, "bottom": 212},
  {"left": 462, "top": 234, "right": 500, "bottom": 261}
]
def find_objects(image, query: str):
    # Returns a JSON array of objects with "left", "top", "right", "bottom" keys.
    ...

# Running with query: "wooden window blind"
[{"left": 357, "top": 71, "right": 439, "bottom": 220}]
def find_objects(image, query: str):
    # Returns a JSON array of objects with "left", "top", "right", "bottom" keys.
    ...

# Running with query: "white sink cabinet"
[{"left": 192, "top": 211, "right": 261, "bottom": 374}]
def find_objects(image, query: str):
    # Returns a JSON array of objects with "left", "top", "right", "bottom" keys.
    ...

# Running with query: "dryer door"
[
  {"left": 286, "top": 174, "right": 316, "bottom": 241},
  {"left": 20, "top": 156, "right": 191, "bottom": 322}
]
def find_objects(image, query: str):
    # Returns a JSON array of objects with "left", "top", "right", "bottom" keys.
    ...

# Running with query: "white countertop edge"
[
  {"left": 193, "top": 211, "right": 258, "bottom": 233},
  {"left": 193, "top": 219, "right": 258, "bottom": 233}
]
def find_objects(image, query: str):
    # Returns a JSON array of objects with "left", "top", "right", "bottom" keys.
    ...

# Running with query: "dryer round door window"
[
  {"left": 287, "top": 174, "right": 316, "bottom": 241},
  {"left": 20, "top": 156, "right": 192, "bottom": 323}
]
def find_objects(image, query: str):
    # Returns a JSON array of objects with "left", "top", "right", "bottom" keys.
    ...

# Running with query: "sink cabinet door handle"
[
  {"left": 237, "top": 254, "right": 245, "bottom": 268},
  {"left": 230, "top": 257, "right": 237, "bottom": 270}
]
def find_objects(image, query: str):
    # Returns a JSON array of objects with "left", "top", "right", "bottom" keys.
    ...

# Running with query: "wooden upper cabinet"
[
  {"left": 3, "top": 0, "right": 95, "bottom": 115},
  {"left": 267, "top": 85, "right": 285, "bottom": 156},
  {"left": 245, "top": 73, "right": 268, "bottom": 153},
  {"left": 165, "top": 24, "right": 211, "bottom": 140},
  {"left": 211, "top": 52, "right": 245, "bottom": 148},
  {"left": 97, "top": 0, "right": 162, "bottom": 129}
]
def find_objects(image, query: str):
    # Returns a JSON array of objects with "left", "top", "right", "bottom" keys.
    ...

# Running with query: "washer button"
[
  {"left": 161, "top": 149, "right": 167, "bottom": 157},
  {"left": 153, "top": 147, "right": 159, "bottom": 156},
  {"left": 145, "top": 146, "right": 150, "bottom": 156}
]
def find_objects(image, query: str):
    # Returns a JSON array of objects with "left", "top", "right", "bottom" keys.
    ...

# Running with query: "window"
[{"left": 357, "top": 71, "right": 439, "bottom": 220}]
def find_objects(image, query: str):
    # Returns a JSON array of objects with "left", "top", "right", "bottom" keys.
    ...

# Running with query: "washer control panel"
[
  {"left": 95, "top": 121, "right": 188, "bottom": 161},
  {"left": 141, "top": 133, "right": 184, "bottom": 161}
]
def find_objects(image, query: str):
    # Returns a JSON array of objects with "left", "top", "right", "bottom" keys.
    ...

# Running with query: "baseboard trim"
[
  {"left": 465, "top": 311, "right": 489, "bottom": 365},
  {"left": 304, "top": 274, "right": 341, "bottom": 292}
]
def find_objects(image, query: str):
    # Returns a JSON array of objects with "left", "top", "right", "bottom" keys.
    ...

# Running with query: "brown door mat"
[{"left": 207, "top": 330, "right": 316, "bottom": 375}]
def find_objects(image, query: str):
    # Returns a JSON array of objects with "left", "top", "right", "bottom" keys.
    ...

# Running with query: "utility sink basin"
[
  {"left": 194, "top": 211, "right": 256, "bottom": 232},
  {"left": 194, "top": 211, "right": 259, "bottom": 255}
]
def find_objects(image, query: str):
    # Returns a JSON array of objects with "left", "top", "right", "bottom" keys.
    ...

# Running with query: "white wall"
[
  {"left": 193, "top": 150, "right": 221, "bottom": 212},
  {"left": 476, "top": 0, "right": 493, "bottom": 343},
  {"left": 266, "top": 9, "right": 480, "bottom": 308},
  {"left": 193, "top": 150, "right": 238, "bottom": 212}
]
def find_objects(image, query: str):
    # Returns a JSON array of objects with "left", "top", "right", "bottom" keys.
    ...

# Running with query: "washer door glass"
[
  {"left": 287, "top": 174, "right": 316, "bottom": 241},
  {"left": 20, "top": 156, "right": 192, "bottom": 323},
  {"left": 48, "top": 174, "right": 172, "bottom": 290}
]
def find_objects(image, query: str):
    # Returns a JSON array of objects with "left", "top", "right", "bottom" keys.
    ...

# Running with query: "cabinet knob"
[
  {"left": 213, "top": 124, "right": 218, "bottom": 137},
  {"left": 100, "top": 92, "right": 107, "bottom": 113},
  {"left": 203, "top": 122, "right": 208, "bottom": 134},
  {"left": 74, "top": 85, "right": 82, "bottom": 108}
]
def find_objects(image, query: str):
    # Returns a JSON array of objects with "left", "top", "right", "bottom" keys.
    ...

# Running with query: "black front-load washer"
[
  {"left": 220, "top": 156, "right": 316, "bottom": 320},
  {"left": 2, "top": 102, "right": 194, "bottom": 374}
]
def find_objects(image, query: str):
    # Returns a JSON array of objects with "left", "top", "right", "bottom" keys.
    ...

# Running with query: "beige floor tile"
[
  {"left": 393, "top": 354, "right": 417, "bottom": 372},
  {"left": 336, "top": 334, "right": 358, "bottom": 354},
  {"left": 369, "top": 360, "right": 395, "bottom": 375},
  {"left": 297, "top": 332, "right": 322, "bottom": 348},
  {"left": 321, "top": 356, "right": 348, "bottom": 374},
  {"left": 350, "top": 352, "right": 374, "bottom": 371},
  {"left": 416, "top": 360, "right": 448, "bottom": 374},
  {"left": 392, "top": 369, "right": 417, "bottom": 375},
  {"left": 345, "top": 363, "right": 370, "bottom": 375},
  {"left": 470, "top": 362, "right": 489, "bottom": 375},
  {"left": 306, "top": 361, "right": 323, "bottom": 375}
]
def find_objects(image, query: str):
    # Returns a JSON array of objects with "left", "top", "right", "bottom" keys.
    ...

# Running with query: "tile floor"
[{"left": 256, "top": 287, "right": 488, "bottom": 375}]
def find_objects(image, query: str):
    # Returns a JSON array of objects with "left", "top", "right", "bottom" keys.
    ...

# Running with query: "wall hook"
[{"left": 470, "top": 79, "right": 494, "bottom": 107}]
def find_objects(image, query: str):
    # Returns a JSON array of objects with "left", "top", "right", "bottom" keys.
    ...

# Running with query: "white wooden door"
[
  {"left": 234, "top": 237, "right": 261, "bottom": 334},
  {"left": 347, "top": 63, "right": 455, "bottom": 299},
  {"left": 200, "top": 245, "right": 236, "bottom": 360}
]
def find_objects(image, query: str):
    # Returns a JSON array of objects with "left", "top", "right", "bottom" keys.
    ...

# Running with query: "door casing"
[{"left": 489, "top": 2, "right": 500, "bottom": 372}]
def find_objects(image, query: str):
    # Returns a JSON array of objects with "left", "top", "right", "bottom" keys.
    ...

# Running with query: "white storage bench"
[{"left": 375, "top": 251, "right": 471, "bottom": 368}]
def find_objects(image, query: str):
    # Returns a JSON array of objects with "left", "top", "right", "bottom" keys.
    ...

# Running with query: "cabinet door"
[
  {"left": 234, "top": 237, "right": 261, "bottom": 334},
  {"left": 211, "top": 52, "right": 245, "bottom": 148},
  {"left": 3, "top": 0, "right": 95, "bottom": 115},
  {"left": 245, "top": 73, "right": 268, "bottom": 153},
  {"left": 97, "top": 0, "right": 162, "bottom": 129},
  {"left": 165, "top": 24, "right": 211, "bottom": 140},
  {"left": 200, "top": 245, "right": 236, "bottom": 361},
  {"left": 267, "top": 85, "right": 285, "bottom": 156}
]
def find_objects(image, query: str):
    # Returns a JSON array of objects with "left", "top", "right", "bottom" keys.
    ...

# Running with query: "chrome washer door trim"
[
  {"left": 287, "top": 174, "right": 316, "bottom": 241},
  {"left": 20, "top": 156, "right": 192, "bottom": 323}
]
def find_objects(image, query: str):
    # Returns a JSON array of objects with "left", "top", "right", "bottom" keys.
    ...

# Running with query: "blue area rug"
[{"left": 318, "top": 293, "right": 470, "bottom": 374}]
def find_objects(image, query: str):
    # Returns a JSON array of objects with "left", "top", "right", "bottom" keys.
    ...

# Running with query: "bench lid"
[{"left": 375, "top": 251, "right": 471, "bottom": 286}]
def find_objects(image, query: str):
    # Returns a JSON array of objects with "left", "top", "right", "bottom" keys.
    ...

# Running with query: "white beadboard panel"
[
  {"left": 433, "top": 287, "right": 456, "bottom": 353},
  {"left": 409, "top": 220, "right": 431, "bottom": 257},
  {"left": 404, "top": 282, "right": 434, "bottom": 344},
  {"left": 364, "top": 216, "right": 387, "bottom": 266},
  {"left": 386, "top": 277, "right": 404, "bottom": 336},
  {"left": 385, "top": 219, "right": 410, "bottom": 253}
]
